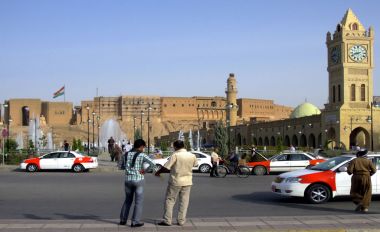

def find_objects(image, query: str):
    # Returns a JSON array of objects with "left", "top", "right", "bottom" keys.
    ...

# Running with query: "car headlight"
[{"left": 285, "top": 177, "right": 302, "bottom": 183}]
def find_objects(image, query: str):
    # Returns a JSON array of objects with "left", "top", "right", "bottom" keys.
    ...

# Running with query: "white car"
[
  {"left": 153, "top": 151, "right": 212, "bottom": 173},
  {"left": 271, "top": 154, "right": 380, "bottom": 204},
  {"left": 20, "top": 151, "right": 98, "bottom": 172}
]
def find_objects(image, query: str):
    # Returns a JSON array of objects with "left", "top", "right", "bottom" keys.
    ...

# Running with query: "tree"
[
  {"left": 214, "top": 121, "right": 228, "bottom": 158},
  {"left": 72, "top": 138, "right": 78, "bottom": 151},
  {"left": 77, "top": 139, "right": 84, "bottom": 152},
  {"left": 160, "top": 140, "right": 169, "bottom": 151},
  {"left": 5, "top": 139, "right": 18, "bottom": 153},
  {"left": 276, "top": 137, "right": 284, "bottom": 152},
  {"left": 134, "top": 128, "right": 142, "bottom": 140}
]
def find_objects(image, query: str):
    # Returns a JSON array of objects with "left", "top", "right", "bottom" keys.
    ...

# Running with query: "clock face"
[
  {"left": 331, "top": 46, "right": 340, "bottom": 64},
  {"left": 349, "top": 45, "right": 367, "bottom": 62}
]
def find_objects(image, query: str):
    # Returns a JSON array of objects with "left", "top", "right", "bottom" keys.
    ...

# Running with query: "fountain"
[
  {"left": 47, "top": 132, "right": 53, "bottom": 150},
  {"left": 16, "top": 132, "right": 24, "bottom": 149},
  {"left": 28, "top": 118, "right": 41, "bottom": 150},
  {"left": 99, "top": 119, "right": 127, "bottom": 149}
]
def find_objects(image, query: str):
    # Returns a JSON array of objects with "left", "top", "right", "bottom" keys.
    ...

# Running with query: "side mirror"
[{"left": 338, "top": 166, "right": 347, "bottom": 172}]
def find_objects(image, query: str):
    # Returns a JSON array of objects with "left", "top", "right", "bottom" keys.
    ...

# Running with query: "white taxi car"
[
  {"left": 153, "top": 151, "right": 212, "bottom": 173},
  {"left": 20, "top": 151, "right": 98, "bottom": 173},
  {"left": 271, "top": 154, "right": 380, "bottom": 203}
]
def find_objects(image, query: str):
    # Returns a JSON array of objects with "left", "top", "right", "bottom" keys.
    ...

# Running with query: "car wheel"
[
  {"left": 306, "top": 184, "right": 331, "bottom": 204},
  {"left": 72, "top": 164, "right": 84, "bottom": 173},
  {"left": 199, "top": 164, "right": 211, "bottom": 173},
  {"left": 26, "top": 164, "right": 38, "bottom": 172},
  {"left": 253, "top": 166, "right": 267, "bottom": 175}
]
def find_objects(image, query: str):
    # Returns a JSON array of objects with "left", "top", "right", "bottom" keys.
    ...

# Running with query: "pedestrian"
[
  {"left": 290, "top": 145, "right": 296, "bottom": 152},
  {"left": 63, "top": 140, "right": 70, "bottom": 151},
  {"left": 114, "top": 143, "right": 122, "bottom": 163},
  {"left": 347, "top": 149, "right": 376, "bottom": 213},
  {"left": 210, "top": 147, "right": 220, "bottom": 177},
  {"left": 121, "top": 139, "right": 126, "bottom": 152},
  {"left": 155, "top": 140, "right": 198, "bottom": 226},
  {"left": 118, "top": 139, "right": 156, "bottom": 227},
  {"left": 125, "top": 141, "right": 133, "bottom": 152},
  {"left": 108, "top": 137, "right": 115, "bottom": 161}
]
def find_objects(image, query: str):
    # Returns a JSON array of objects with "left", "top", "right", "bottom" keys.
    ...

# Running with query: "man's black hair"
[
  {"left": 134, "top": 139, "right": 146, "bottom": 148},
  {"left": 173, "top": 140, "right": 185, "bottom": 150}
]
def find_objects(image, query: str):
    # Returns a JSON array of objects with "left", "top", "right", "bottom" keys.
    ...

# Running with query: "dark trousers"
[
  {"left": 210, "top": 162, "right": 219, "bottom": 177},
  {"left": 120, "top": 180, "right": 145, "bottom": 224}
]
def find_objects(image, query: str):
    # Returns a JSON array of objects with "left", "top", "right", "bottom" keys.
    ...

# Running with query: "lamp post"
[
  {"left": 86, "top": 105, "right": 90, "bottom": 155},
  {"left": 147, "top": 104, "right": 152, "bottom": 156},
  {"left": 97, "top": 115, "right": 100, "bottom": 150},
  {"left": 368, "top": 101, "right": 379, "bottom": 151},
  {"left": 133, "top": 117, "right": 136, "bottom": 141},
  {"left": 140, "top": 110, "right": 144, "bottom": 140},
  {"left": 226, "top": 103, "right": 233, "bottom": 152},
  {"left": 92, "top": 112, "right": 95, "bottom": 150}
]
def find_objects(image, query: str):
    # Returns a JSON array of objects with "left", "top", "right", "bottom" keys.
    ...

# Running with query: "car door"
[
  {"left": 290, "top": 154, "right": 310, "bottom": 171},
  {"left": 334, "top": 162, "right": 352, "bottom": 196},
  {"left": 57, "top": 152, "right": 76, "bottom": 169},
  {"left": 192, "top": 153, "right": 203, "bottom": 170},
  {"left": 270, "top": 154, "right": 290, "bottom": 172},
  {"left": 370, "top": 157, "right": 380, "bottom": 194},
  {"left": 39, "top": 153, "right": 60, "bottom": 169}
]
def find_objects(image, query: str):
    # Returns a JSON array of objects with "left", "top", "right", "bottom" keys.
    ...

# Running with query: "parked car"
[
  {"left": 271, "top": 154, "right": 380, "bottom": 204},
  {"left": 20, "top": 151, "right": 98, "bottom": 173},
  {"left": 247, "top": 152, "right": 326, "bottom": 175},
  {"left": 153, "top": 151, "right": 212, "bottom": 173}
]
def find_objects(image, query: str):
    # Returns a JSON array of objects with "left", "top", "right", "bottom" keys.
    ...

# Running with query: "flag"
[{"left": 53, "top": 86, "right": 65, "bottom": 99}]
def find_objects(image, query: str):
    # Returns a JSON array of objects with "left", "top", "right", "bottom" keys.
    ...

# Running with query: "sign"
[{"left": 2, "top": 128, "right": 8, "bottom": 137}]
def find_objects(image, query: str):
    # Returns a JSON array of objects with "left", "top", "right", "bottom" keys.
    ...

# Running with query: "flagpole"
[{"left": 64, "top": 85, "right": 66, "bottom": 102}]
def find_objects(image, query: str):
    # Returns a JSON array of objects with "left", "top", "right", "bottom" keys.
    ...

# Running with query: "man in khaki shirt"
[{"left": 155, "top": 140, "right": 198, "bottom": 226}]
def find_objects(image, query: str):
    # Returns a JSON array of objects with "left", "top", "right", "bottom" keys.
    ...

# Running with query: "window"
[
  {"left": 332, "top": 86, "right": 336, "bottom": 103},
  {"left": 193, "top": 153, "right": 205, "bottom": 159},
  {"left": 361, "top": 84, "right": 365, "bottom": 101},
  {"left": 43, "top": 153, "right": 60, "bottom": 159},
  {"left": 276, "top": 155, "right": 289, "bottom": 161},
  {"left": 351, "top": 84, "right": 356, "bottom": 101},
  {"left": 290, "top": 154, "right": 310, "bottom": 161},
  {"left": 59, "top": 153, "right": 75, "bottom": 158},
  {"left": 338, "top": 85, "right": 341, "bottom": 102},
  {"left": 352, "top": 23, "right": 358, "bottom": 30}
]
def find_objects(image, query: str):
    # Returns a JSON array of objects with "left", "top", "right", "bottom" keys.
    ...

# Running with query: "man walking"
[
  {"left": 347, "top": 149, "right": 376, "bottom": 213},
  {"left": 119, "top": 139, "right": 155, "bottom": 227},
  {"left": 155, "top": 140, "right": 198, "bottom": 226},
  {"left": 108, "top": 137, "right": 115, "bottom": 161},
  {"left": 210, "top": 147, "right": 220, "bottom": 177}
]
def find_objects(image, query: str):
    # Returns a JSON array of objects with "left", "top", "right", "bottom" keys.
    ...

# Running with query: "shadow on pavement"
[
  {"left": 23, "top": 214, "right": 52, "bottom": 220},
  {"left": 54, "top": 213, "right": 115, "bottom": 224}
]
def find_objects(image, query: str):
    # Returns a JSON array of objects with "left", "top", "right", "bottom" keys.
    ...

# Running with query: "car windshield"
[
  {"left": 269, "top": 154, "right": 281, "bottom": 161},
  {"left": 310, "top": 156, "right": 352, "bottom": 171}
]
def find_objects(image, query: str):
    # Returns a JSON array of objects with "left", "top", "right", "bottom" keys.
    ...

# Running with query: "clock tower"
[{"left": 324, "top": 8, "right": 376, "bottom": 149}]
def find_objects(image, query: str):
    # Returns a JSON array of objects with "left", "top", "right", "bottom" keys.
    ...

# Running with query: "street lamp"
[
  {"left": 368, "top": 101, "right": 379, "bottom": 151},
  {"left": 92, "top": 112, "right": 95, "bottom": 151},
  {"left": 133, "top": 117, "right": 136, "bottom": 141},
  {"left": 140, "top": 110, "right": 144, "bottom": 140},
  {"left": 147, "top": 104, "right": 152, "bottom": 156},
  {"left": 86, "top": 105, "right": 90, "bottom": 155}
]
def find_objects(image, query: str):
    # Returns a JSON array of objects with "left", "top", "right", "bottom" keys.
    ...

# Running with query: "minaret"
[{"left": 225, "top": 73, "right": 238, "bottom": 126}]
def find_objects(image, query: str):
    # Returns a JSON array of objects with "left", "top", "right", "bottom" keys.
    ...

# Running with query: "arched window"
[
  {"left": 22, "top": 106, "right": 30, "bottom": 126},
  {"left": 361, "top": 84, "right": 365, "bottom": 101},
  {"left": 351, "top": 84, "right": 356, "bottom": 101},
  {"left": 211, "top": 101, "right": 217, "bottom": 107},
  {"left": 338, "top": 85, "right": 341, "bottom": 102},
  {"left": 332, "top": 86, "right": 336, "bottom": 103},
  {"left": 336, "top": 24, "right": 341, "bottom": 32},
  {"left": 352, "top": 23, "right": 358, "bottom": 30}
]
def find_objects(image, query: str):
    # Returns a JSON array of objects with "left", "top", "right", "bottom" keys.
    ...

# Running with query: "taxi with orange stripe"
[
  {"left": 247, "top": 152, "right": 326, "bottom": 175},
  {"left": 20, "top": 151, "right": 98, "bottom": 173},
  {"left": 271, "top": 154, "right": 380, "bottom": 204}
]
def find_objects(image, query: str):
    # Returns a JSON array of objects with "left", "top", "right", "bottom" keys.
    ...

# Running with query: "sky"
[{"left": 1, "top": 0, "right": 380, "bottom": 108}]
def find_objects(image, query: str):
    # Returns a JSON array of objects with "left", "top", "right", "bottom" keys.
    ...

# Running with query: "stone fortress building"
[
  {"left": 2, "top": 9, "right": 378, "bottom": 152},
  {"left": 1, "top": 73, "right": 292, "bottom": 149},
  {"left": 159, "top": 9, "right": 380, "bottom": 152}
]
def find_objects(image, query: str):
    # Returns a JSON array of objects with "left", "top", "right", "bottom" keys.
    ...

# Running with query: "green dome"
[{"left": 290, "top": 102, "right": 321, "bottom": 119}]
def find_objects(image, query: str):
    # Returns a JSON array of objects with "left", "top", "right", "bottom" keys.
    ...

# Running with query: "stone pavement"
[{"left": 2, "top": 214, "right": 380, "bottom": 232}]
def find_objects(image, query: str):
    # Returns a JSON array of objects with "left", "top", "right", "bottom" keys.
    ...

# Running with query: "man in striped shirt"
[{"left": 119, "top": 139, "right": 156, "bottom": 227}]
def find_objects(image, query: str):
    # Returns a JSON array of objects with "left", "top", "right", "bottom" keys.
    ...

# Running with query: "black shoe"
[
  {"left": 131, "top": 222, "right": 144, "bottom": 227},
  {"left": 158, "top": 221, "right": 171, "bottom": 226},
  {"left": 119, "top": 221, "right": 126, "bottom": 225}
]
